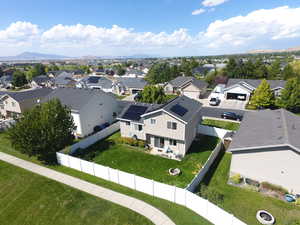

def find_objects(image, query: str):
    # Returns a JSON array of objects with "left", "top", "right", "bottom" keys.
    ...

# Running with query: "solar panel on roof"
[
  {"left": 170, "top": 104, "right": 188, "bottom": 117},
  {"left": 122, "top": 105, "right": 148, "bottom": 121},
  {"left": 88, "top": 77, "right": 100, "bottom": 84}
]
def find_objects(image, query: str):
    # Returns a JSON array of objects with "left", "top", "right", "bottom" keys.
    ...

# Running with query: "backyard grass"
[
  {"left": 0, "top": 132, "right": 212, "bottom": 225},
  {"left": 201, "top": 119, "right": 240, "bottom": 131},
  {"left": 0, "top": 160, "right": 153, "bottom": 225},
  {"left": 73, "top": 132, "right": 219, "bottom": 188},
  {"left": 199, "top": 151, "right": 300, "bottom": 225},
  {"left": 165, "top": 94, "right": 178, "bottom": 102}
]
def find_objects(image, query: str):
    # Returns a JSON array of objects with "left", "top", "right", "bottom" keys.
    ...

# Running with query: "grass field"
[
  {"left": 0, "top": 132, "right": 212, "bottom": 225},
  {"left": 200, "top": 151, "right": 300, "bottom": 225},
  {"left": 201, "top": 119, "right": 240, "bottom": 131},
  {"left": 73, "top": 132, "right": 219, "bottom": 187},
  {"left": 0, "top": 160, "right": 153, "bottom": 225}
]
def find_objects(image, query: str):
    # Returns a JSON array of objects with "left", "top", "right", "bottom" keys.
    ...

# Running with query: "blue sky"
[{"left": 0, "top": 0, "right": 300, "bottom": 56}]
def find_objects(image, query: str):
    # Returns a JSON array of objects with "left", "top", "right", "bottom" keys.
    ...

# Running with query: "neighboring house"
[
  {"left": 54, "top": 71, "right": 77, "bottom": 88},
  {"left": 224, "top": 79, "right": 286, "bottom": 101},
  {"left": 0, "top": 75, "right": 13, "bottom": 89},
  {"left": 118, "top": 96, "right": 202, "bottom": 159},
  {"left": 0, "top": 88, "right": 53, "bottom": 118},
  {"left": 31, "top": 75, "right": 53, "bottom": 88},
  {"left": 0, "top": 91, "right": 8, "bottom": 118},
  {"left": 228, "top": 109, "right": 300, "bottom": 194},
  {"left": 113, "top": 77, "right": 148, "bottom": 95},
  {"left": 42, "top": 88, "right": 119, "bottom": 137},
  {"left": 165, "top": 76, "right": 208, "bottom": 100},
  {"left": 125, "top": 69, "right": 145, "bottom": 78},
  {"left": 76, "top": 76, "right": 113, "bottom": 92}
]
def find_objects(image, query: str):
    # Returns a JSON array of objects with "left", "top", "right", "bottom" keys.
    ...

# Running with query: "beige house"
[
  {"left": 228, "top": 109, "right": 300, "bottom": 194},
  {"left": 42, "top": 88, "right": 119, "bottom": 137},
  {"left": 164, "top": 76, "right": 208, "bottom": 100},
  {"left": 118, "top": 96, "right": 202, "bottom": 159},
  {"left": 0, "top": 88, "right": 53, "bottom": 118}
]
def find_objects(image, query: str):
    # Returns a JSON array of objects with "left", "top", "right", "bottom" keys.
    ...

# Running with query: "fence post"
[
  {"left": 79, "top": 159, "right": 83, "bottom": 172},
  {"left": 107, "top": 167, "right": 110, "bottom": 181},
  {"left": 92, "top": 162, "right": 95, "bottom": 176},
  {"left": 152, "top": 180, "right": 155, "bottom": 196},
  {"left": 117, "top": 169, "right": 120, "bottom": 184},
  {"left": 133, "top": 174, "right": 136, "bottom": 190},
  {"left": 173, "top": 186, "right": 176, "bottom": 203},
  {"left": 184, "top": 189, "right": 187, "bottom": 207}
]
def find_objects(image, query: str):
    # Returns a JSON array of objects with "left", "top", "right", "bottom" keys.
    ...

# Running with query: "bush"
[
  {"left": 117, "top": 137, "right": 145, "bottom": 149},
  {"left": 260, "top": 182, "right": 288, "bottom": 195},
  {"left": 229, "top": 174, "right": 242, "bottom": 184},
  {"left": 295, "top": 198, "right": 300, "bottom": 206},
  {"left": 199, "top": 185, "right": 224, "bottom": 205}
]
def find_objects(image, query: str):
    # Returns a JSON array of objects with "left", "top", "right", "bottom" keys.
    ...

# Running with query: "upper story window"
[
  {"left": 150, "top": 119, "right": 156, "bottom": 124},
  {"left": 125, "top": 121, "right": 130, "bottom": 126},
  {"left": 167, "top": 121, "right": 177, "bottom": 130},
  {"left": 11, "top": 102, "right": 15, "bottom": 107}
]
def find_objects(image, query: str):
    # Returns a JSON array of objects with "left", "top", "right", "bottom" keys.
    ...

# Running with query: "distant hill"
[
  {"left": 0, "top": 52, "right": 71, "bottom": 61},
  {"left": 248, "top": 46, "right": 300, "bottom": 54}
]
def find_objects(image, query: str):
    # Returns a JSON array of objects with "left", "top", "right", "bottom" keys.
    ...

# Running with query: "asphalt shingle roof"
[
  {"left": 228, "top": 109, "right": 300, "bottom": 153},
  {"left": 116, "top": 77, "right": 148, "bottom": 89},
  {"left": 226, "top": 79, "right": 286, "bottom": 90},
  {"left": 83, "top": 76, "right": 113, "bottom": 89},
  {"left": 169, "top": 76, "right": 194, "bottom": 88},
  {"left": 42, "top": 88, "right": 111, "bottom": 112},
  {"left": 2, "top": 88, "right": 53, "bottom": 102}
]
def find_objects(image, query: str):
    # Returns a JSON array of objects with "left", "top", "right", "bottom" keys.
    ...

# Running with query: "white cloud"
[
  {"left": 0, "top": 21, "right": 40, "bottom": 47},
  {"left": 192, "top": 8, "right": 206, "bottom": 15},
  {"left": 202, "top": 0, "right": 228, "bottom": 7},
  {"left": 203, "top": 6, "right": 300, "bottom": 48},
  {"left": 1, "top": 6, "right": 300, "bottom": 56}
]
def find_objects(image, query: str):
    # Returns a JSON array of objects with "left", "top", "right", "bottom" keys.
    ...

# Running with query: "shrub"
[
  {"left": 295, "top": 198, "right": 300, "bottom": 206},
  {"left": 137, "top": 140, "right": 146, "bottom": 148},
  {"left": 199, "top": 185, "right": 224, "bottom": 205},
  {"left": 260, "top": 182, "right": 288, "bottom": 195},
  {"left": 117, "top": 137, "right": 145, "bottom": 149},
  {"left": 229, "top": 174, "right": 242, "bottom": 184}
]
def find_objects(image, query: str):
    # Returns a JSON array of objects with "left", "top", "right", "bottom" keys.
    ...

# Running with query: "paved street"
[
  {"left": 0, "top": 152, "right": 175, "bottom": 225},
  {"left": 201, "top": 106, "right": 246, "bottom": 119}
]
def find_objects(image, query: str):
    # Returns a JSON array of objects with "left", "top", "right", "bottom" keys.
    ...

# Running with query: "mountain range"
[
  {"left": 248, "top": 46, "right": 300, "bottom": 54},
  {"left": 0, "top": 52, "right": 71, "bottom": 61}
]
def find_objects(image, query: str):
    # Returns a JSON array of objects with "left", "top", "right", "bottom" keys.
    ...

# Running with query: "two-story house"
[
  {"left": 118, "top": 96, "right": 202, "bottom": 159},
  {"left": 42, "top": 88, "right": 119, "bottom": 137},
  {"left": 0, "top": 88, "right": 53, "bottom": 118}
]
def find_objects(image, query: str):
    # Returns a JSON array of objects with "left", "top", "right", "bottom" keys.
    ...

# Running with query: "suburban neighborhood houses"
[
  {"left": 1, "top": 2, "right": 300, "bottom": 225},
  {"left": 229, "top": 109, "right": 300, "bottom": 193}
]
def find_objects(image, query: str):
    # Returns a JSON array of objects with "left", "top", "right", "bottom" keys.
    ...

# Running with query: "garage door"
[
  {"left": 226, "top": 93, "right": 247, "bottom": 101},
  {"left": 183, "top": 91, "right": 199, "bottom": 99}
]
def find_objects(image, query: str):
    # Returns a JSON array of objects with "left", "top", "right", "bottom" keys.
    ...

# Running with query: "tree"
[
  {"left": 268, "top": 59, "right": 281, "bottom": 79},
  {"left": 26, "top": 63, "right": 46, "bottom": 80},
  {"left": 224, "top": 58, "right": 237, "bottom": 78},
  {"left": 282, "top": 64, "right": 296, "bottom": 80},
  {"left": 250, "top": 79, "right": 275, "bottom": 108},
  {"left": 12, "top": 70, "right": 27, "bottom": 87},
  {"left": 8, "top": 99, "right": 75, "bottom": 164},
  {"left": 146, "top": 63, "right": 173, "bottom": 84},
  {"left": 137, "top": 85, "right": 167, "bottom": 104},
  {"left": 276, "top": 78, "right": 300, "bottom": 113},
  {"left": 116, "top": 66, "right": 126, "bottom": 75}
]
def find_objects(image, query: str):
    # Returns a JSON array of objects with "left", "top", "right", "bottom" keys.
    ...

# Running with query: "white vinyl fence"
[
  {"left": 198, "top": 125, "right": 231, "bottom": 139},
  {"left": 70, "top": 122, "right": 120, "bottom": 153},
  {"left": 56, "top": 152, "right": 247, "bottom": 225},
  {"left": 186, "top": 141, "right": 223, "bottom": 192}
]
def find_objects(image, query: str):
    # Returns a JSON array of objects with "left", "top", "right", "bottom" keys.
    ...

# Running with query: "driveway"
[
  {"left": 201, "top": 107, "right": 245, "bottom": 120},
  {"left": 198, "top": 98, "right": 247, "bottom": 110}
]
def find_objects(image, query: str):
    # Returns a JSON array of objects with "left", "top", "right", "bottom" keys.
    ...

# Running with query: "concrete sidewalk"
[{"left": 0, "top": 152, "right": 175, "bottom": 225}]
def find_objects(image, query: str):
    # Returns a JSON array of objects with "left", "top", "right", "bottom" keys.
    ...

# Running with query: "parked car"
[
  {"left": 221, "top": 112, "right": 242, "bottom": 121},
  {"left": 209, "top": 97, "right": 221, "bottom": 106},
  {"left": 93, "top": 122, "right": 110, "bottom": 133}
]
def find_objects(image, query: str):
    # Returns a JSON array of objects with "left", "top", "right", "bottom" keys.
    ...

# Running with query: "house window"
[
  {"left": 134, "top": 124, "right": 143, "bottom": 131},
  {"left": 11, "top": 102, "right": 15, "bottom": 107},
  {"left": 154, "top": 137, "right": 164, "bottom": 148},
  {"left": 169, "top": 139, "right": 177, "bottom": 146},
  {"left": 150, "top": 119, "right": 156, "bottom": 124},
  {"left": 167, "top": 121, "right": 177, "bottom": 130},
  {"left": 125, "top": 121, "right": 130, "bottom": 126}
]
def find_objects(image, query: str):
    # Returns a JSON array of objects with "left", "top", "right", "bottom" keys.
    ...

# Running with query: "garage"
[
  {"left": 226, "top": 93, "right": 247, "bottom": 101},
  {"left": 182, "top": 91, "right": 200, "bottom": 100}
]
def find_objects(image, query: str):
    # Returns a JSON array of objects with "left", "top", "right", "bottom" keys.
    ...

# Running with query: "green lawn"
[
  {"left": 201, "top": 119, "right": 240, "bottom": 131},
  {"left": 0, "top": 132, "right": 212, "bottom": 225},
  {"left": 73, "top": 132, "right": 219, "bottom": 188},
  {"left": 0, "top": 161, "right": 152, "bottom": 225},
  {"left": 200, "top": 151, "right": 300, "bottom": 225}
]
